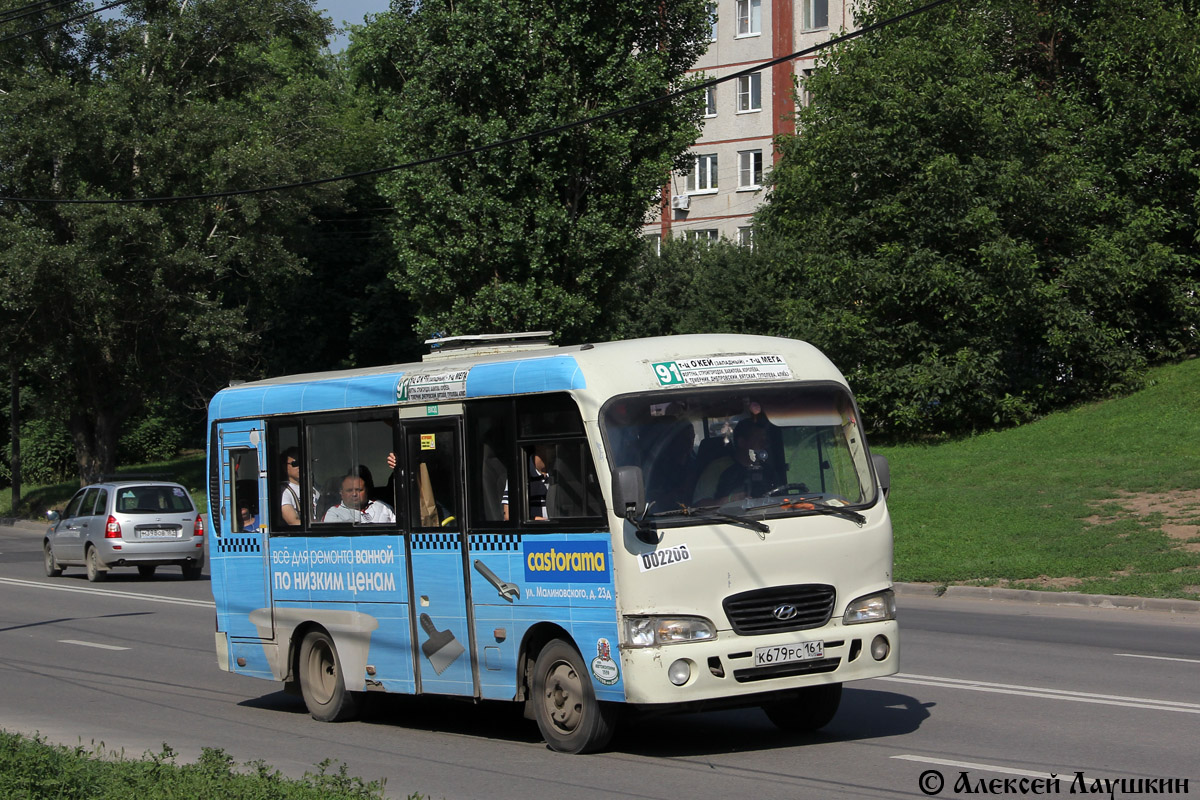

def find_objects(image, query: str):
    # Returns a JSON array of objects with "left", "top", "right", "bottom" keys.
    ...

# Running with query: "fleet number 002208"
[{"left": 753, "top": 640, "right": 824, "bottom": 666}]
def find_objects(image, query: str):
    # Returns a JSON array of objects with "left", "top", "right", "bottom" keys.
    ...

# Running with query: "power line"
[
  {"left": 0, "top": 0, "right": 87, "bottom": 26},
  {"left": 0, "top": 0, "right": 958, "bottom": 206},
  {"left": 0, "top": 0, "right": 127, "bottom": 45}
]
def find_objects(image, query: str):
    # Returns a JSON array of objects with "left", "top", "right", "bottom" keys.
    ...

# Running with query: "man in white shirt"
[
  {"left": 323, "top": 472, "right": 396, "bottom": 524},
  {"left": 281, "top": 447, "right": 319, "bottom": 526}
]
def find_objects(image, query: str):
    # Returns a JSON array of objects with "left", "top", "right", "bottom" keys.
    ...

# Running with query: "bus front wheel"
[
  {"left": 762, "top": 683, "right": 842, "bottom": 733},
  {"left": 298, "top": 631, "right": 360, "bottom": 723},
  {"left": 531, "top": 639, "right": 616, "bottom": 754}
]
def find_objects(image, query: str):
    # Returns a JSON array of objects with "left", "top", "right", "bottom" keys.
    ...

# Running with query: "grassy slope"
[
  {"left": 878, "top": 357, "right": 1200, "bottom": 598},
  {"left": 6, "top": 359, "right": 1200, "bottom": 598}
]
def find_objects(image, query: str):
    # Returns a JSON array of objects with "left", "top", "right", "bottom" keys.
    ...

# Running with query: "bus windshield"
[{"left": 601, "top": 384, "right": 875, "bottom": 519}]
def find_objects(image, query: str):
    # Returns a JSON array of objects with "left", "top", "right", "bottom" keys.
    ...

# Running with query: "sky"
[{"left": 319, "top": 0, "right": 393, "bottom": 51}]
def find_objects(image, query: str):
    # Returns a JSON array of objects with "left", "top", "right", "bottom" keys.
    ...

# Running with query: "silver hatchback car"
[{"left": 44, "top": 480, "right": 206, "bottom": 581}]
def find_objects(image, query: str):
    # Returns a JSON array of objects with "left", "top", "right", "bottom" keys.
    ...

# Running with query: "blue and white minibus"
[{"left": 206, "top": 332, "right": 898, "bottom": 753}]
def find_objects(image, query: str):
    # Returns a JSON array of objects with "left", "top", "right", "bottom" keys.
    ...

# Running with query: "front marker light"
[
  {"left": 842, "top": 589, "right": 896, "bottom": 625},
  {"left": 623, "top": 616, "right": 716, "bottom": 648}
]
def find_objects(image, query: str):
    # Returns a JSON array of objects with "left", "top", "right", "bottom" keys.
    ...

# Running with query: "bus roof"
[{"left": 207, "top": 334, "right": 848, "bottom": 422}]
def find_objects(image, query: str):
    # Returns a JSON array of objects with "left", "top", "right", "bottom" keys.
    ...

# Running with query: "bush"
[{"left": 2, "top": 416, "right": 75, "bottom": 486}]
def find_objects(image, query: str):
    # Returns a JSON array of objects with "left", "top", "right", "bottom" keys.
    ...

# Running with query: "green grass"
[
  {"left": 0, "top": 733, "right": 410, "bottom": 800},
  {"left": 6, "top": 359, "right": 1200, "bottom": 599},
  {"left": 1, "top": 452, "right": 207, "bottom": 519},
  {"left": 878, "top": 357, "right": 1200, "bottom": 599}
]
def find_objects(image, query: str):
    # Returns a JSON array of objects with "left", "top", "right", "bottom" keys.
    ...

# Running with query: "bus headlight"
[
  {"left": 623, "top": 616, "right": 716, "bottom": 648},
  {"left": 842, "top": 589, "right": 896, "bottom": 625}
]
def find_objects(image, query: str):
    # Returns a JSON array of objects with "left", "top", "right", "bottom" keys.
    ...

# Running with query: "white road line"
[
  {"left": 891, "top": 755, "right": 1053, "bottom": 778},
  {"left": 1114, "top": 653, "right": 1200, "bottom": 665},
  {"left": 59, "top": 639, "right": 131, "bottom": 651},
  {"left": 0, "top": 577, "right": 214, "bottom": 608},
  {"left": 878, "top": 673, "right": 1200, "bottom": 714}
]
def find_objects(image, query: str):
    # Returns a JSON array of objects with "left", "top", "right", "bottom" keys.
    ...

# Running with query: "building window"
[
  {"left": 738, "top": 149, "right": 763, "bottom": 189},
  {"left": 737, "top": 73, "right": 761, "bottom": 113},
  {"left": 645, "top": 233, "right": 662, "bottom": 256},
  {"left": 802, "top": 0, "right": 828, "bottom": 30},
  {"left": 738, "top": 226, "right": 754, "bottom": 249},
  {"left": 705, "top": 85, "right": 717, "bottom": 118},
  {"left": 708, "top": 2, "right": 719, "bottom": 41},
  {"left": 736, "top": 0, "right": 761, "bottom": 36},
  {"left": 799, "top": 68, "right": 816, "bottom": 107},
  {"left": 687, "top": 229, "right": 720, "bottom": 243},
  {"left": 686, "top": 153, "right": 718, "bottom": 193}
]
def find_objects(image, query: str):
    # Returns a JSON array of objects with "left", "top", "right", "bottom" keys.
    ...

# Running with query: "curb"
[{"left": 895, "top": 582, "right": 1200, "bottom": 615}]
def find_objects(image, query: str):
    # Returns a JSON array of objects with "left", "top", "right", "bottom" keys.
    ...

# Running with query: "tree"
[
  {"left": 755, "top": 0, "right": 1200, "bottom": 438},
  {"left": 0, "top": 0, "right": 358, "bottom": 482},
  {"left": 350, "top": 0, "right": 712, "bottom": 342}
]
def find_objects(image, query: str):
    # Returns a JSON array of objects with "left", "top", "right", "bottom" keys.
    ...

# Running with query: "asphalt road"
[{"left": 2, "top": 521, "right": 1198, "bottom": 800}]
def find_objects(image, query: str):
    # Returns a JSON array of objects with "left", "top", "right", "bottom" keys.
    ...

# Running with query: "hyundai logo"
[{"left": 772, "top": 604, "right": 799, "bottom": 621}]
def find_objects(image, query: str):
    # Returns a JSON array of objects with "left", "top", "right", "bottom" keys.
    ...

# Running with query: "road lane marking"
[
  {"left": 1114, "top": 653, "right": 1200, "bottom": 664},
  {"left": 891, "top": 755, "right": 1053, "bottom": 778},
  {"left": 878, "top": 673, "right": 1200, "bottom": 714},
  {"left": 0, "top": 577, "right": 214, "bottom": 608},
  {"left": 58, "top": 639, "right": 130, "bottom": 651}
]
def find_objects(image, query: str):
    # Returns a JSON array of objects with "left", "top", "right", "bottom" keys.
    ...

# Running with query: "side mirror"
[
  {"left": 46, "top": 510, "right": 61, "bottom": 523},
  {"left": 872, "top": 454, "right": 891, "bottom": 498},
  {"left": 611, "top": 466, "right": 645, "bottom": 520}
]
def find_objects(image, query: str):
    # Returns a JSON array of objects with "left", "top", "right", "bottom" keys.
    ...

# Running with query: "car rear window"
[{"left": 115, "top": 485, "right": 194, "bottom": 514}]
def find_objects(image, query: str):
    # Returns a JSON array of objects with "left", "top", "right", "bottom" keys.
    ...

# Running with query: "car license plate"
[
  {"left": 139, "top": 528, "right": 180, "bottom": 540},
  {"left": 754, "top": 640, "right": 824, "bottom": 666}
]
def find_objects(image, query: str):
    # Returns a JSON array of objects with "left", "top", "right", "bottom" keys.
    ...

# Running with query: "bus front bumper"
[{"left": 618, "top": 619, "right": 898, "bottom": 707}]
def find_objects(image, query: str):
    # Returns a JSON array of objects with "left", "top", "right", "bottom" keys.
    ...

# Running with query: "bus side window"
[
  {"left": 515, "top": 394, "right": 603, "bottom": 525},
  {"left": 229, "top": 448, "right": 260, "bottom": 532},
  {"left": 466, "top": 400, "right": 516, "bottom": 526},
  {"left": 270, "top": 424, "right": 303, "bottom": 529}
]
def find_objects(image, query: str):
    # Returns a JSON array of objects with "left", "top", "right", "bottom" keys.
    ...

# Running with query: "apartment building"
[{"left": 644, "top": 0, "right": 855, "bottom": 247}]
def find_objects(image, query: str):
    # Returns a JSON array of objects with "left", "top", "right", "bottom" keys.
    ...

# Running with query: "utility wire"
[
  {"left": 0, "top": 0, "right": 127, "bottom": 44},
  {"left": 0, "top": 0, "right": 87, "bottom": 25},
  {"left": 0, "top": 0, "right": 958, "bottom": 206}
]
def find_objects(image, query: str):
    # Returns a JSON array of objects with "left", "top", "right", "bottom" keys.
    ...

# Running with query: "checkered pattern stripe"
[
  {"left": 410, "top": 532, "right": 461, "bottom": 552},
  {"left": 217, "top": 537, "right": 261, "bottom": 554},
  {"left": 468, "top": 533, "right": 522, "bottom": 552}
]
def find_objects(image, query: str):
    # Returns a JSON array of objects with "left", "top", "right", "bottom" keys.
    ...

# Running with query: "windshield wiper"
[
  {"left": 636, "top": 503, "right": 771, "bottom": 536},
  {"left": 761, "top": 497, "right": 866, "bottom": 526}
]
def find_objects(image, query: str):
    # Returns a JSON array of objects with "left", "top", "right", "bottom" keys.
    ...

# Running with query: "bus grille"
[
  {"left": 733, "top": 657, "right": 841, "bottom": 683},
  {"left": 723, "top": 584, "right": 836, "bottom": 635}
]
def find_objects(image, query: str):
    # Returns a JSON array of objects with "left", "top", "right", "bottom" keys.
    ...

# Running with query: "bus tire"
[
  {"left": 762, "top": 683, "right": 842, "bottom": 733},
  {"left": 531, "top": 638, "right": 616, "bottom": 754},
  {"left": 298, "top": 630, "right": 360, "bottom": 723}
]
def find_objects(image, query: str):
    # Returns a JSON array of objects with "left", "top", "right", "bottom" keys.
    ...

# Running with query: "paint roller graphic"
[{"left": 419, "top": 613, "right": 465, "bottom": 675}]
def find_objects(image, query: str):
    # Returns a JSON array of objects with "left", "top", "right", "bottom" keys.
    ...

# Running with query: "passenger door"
[
  {"left": 211, "top": 421, "right": 272, "bottom": 639},
  {"left": 401, "top": 416, "right": 476, "bottom": 697}
]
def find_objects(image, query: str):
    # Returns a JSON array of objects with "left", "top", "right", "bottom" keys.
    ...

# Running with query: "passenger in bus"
[
  {"left": 280, "top": 447, "right": 320, "bottom": 526},
  {"left": 239, "top": 503, "right": 259, "bottom": 532},
  {"left": 502, "top": 445, "right": 553, "bottom": 520},
  {"left": 322, "top": 472, "right": 397, "bottom": 523},
  {"left": 713, "top": 422, "right": 771, "bottom": 502}
]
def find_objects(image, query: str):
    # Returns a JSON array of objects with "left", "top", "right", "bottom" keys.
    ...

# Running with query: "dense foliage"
[
  {"left": 350, "top": 0, "right": 712, "bottom": 341},
  {"left": 754, "top": 0, "right": 1200, "bottom": 438}
]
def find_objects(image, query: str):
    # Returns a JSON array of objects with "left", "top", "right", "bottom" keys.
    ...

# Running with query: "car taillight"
[
  {"left": 105, "top": 515, "right": 122, "bottom": 538},
  {"left": 194, "top": 515, "right": 205, "bottom": 537}
]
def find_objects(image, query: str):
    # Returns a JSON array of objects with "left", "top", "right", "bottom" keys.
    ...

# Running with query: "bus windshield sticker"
[
  {"left": 651, "top": 355, "right": 792, "bottom": 386},
  {"left": 420, "top": 433, "right": 436, "bottom": 450},
  {"left": 396, "top": 368, "right": 470, "bottom": 403},
  {"left": 638, "top": 543, "right": 691, "bottom": 572}
]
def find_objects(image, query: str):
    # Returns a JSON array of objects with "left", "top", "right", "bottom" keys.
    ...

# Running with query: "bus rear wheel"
[
  {"left": 298, "top": 630, "right": 360, "bottom": 723},
  {"left": 531, "top": 639, "right": 616, "bottom": 754},
  {"left": 762, "top": 683, "right": 842, "bottom": 733}
]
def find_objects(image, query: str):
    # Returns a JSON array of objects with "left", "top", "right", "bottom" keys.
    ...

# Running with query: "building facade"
[{"left": 644, "top": 0, "right": 855, "bottom": 247}]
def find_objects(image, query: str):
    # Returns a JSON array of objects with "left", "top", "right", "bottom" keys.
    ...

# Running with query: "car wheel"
[
  {"left": 44, "top": 542, "right": 63, "bottom": 577},
  {"left": 85, "top": 546, "right": 106, "bottom": 583},
  {"left": 181, "top": 564, "right": 202, "bottom": 580},
  {"left": 137, "top": 565, "right": 157, "bottom": 578},
  {"left": 298, "top": 630, "right": 360, "bottom": 722},
  {"left": 761, "top": 683, "right": 843, "bottom": 733},
  {"left": 531, "top": 638, "right": 617, "bottom": 754}
]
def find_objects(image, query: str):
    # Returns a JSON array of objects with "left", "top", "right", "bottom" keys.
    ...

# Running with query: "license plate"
[
  {"left": 754, "top": 640, "right": 824, "bottom": 666},
  {"left": 138, "top": 529, "right": 180, "bottom": 540}
]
